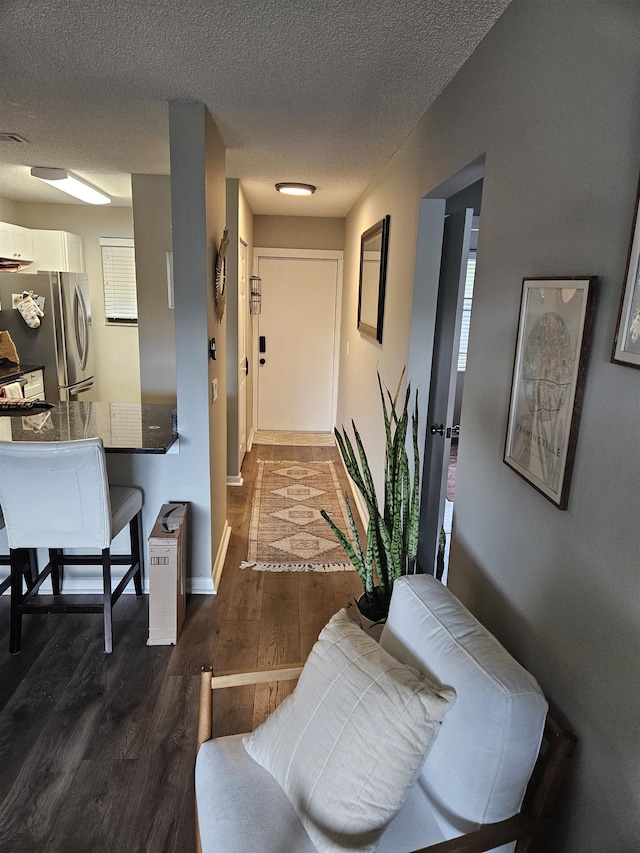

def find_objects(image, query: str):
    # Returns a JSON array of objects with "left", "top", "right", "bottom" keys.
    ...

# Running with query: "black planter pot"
[{"left": 356, "top": 590, "right": 388, "bottom": 641}]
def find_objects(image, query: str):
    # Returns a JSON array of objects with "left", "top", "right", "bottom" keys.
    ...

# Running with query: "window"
[
  {"left": 100, "top": 237, "right": 137, "bottom": 324},
  {"left": 457, "top": 251, "right": 476, "bottom": 371}
]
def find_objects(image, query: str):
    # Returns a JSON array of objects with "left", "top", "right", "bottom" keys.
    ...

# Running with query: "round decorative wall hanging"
[{"left": 214, "top": 227, "right": 229, "bottom": 322}]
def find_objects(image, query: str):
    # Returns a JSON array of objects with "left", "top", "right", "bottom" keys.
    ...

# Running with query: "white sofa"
[{"left": 196, "top": 575, "right": 574, "bottom": 852}]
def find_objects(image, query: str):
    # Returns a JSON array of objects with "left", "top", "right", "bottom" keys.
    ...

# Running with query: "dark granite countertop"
[
  {"left": 0, "top": 401, "right": 178, "bottom": 454},
  {"left": 0, "top": 363, "right": 43, "bottom": 385}
]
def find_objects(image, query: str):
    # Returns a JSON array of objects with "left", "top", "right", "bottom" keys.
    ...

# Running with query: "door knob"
[
  {"left": 259, "top": 358, "right": 266, "bottom": 365},
  {"left": 430, "top": 424, "right": 445, "bottom": 436}
]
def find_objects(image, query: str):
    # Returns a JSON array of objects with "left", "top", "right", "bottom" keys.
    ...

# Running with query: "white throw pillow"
[{"left": 243, "top": 608, "right": 456, "bottom": 853}]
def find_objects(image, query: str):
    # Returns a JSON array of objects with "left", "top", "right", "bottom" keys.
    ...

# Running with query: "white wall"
[
  {"left": 338, "top": 2, "right": 640, "bottom": 850},
  {"left": 15, "top": 202, "right": 140, "bottom": 402},
  {"left": 0, "top": 196, "right": 18, "bottom": 223}
]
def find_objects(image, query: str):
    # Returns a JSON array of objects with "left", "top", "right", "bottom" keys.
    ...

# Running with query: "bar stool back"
[{"left": 0, "top": 438, "right": 144, "bottom": 653}]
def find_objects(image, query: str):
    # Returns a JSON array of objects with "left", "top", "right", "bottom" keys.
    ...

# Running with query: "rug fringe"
[{"left": 240, "top": 560, "right": 354, "bottom": 573}]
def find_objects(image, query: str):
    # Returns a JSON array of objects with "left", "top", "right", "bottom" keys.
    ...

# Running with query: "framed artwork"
[
  {"left": 504, "top": 277, "right": 597, "bottom": 509},
  {"left": 612, "top": 177, "right": 640, "bottom": 368},
  {"left": 357, "top": 215, "right": 390, "bottom": 343}
]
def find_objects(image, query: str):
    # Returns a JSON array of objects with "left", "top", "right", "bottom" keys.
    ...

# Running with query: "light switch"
[{"left": 211, "top": 378, "right": 218, "bottom": 403}]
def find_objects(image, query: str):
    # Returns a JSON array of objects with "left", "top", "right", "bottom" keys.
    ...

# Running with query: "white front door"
[
  {"left": 255, "top": 253, "right": 340, "bottom": 432},
  {"left": 238, "top": 239, "right": 248, "bottom": 466}
]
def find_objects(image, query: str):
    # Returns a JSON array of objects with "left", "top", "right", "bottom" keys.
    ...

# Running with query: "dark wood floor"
[{"left": 0, "top": 443, "right": 361, "bottom": 852}]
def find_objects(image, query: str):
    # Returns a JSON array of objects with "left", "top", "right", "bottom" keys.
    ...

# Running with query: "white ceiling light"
[
  {"left": 30, "top": 167, "right": 111, "bottom": 204},
  {"left": 275, "top": 182, "right": 316, "bottom": 196}
]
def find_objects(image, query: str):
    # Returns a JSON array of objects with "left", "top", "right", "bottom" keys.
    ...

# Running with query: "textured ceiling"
[{"left": 0, "top": 0, "right": 512, "bottom": 216}]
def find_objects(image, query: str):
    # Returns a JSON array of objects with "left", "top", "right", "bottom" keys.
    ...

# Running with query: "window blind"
[
  {"left": 457, "top": 253, "right": 476, "bottom": 371},
  {"left": 100, "top": 237, "right": 137, "bottom": 323}
]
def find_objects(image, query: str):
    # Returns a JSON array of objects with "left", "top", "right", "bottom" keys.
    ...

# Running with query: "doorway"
[
  {"left": 252, "top": 249, "right": 342, "bottom": 433},
  {"left": 407, "top": 169, "right": 483, "bottom": 578}
]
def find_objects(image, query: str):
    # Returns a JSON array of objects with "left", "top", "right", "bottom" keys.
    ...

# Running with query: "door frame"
[
  {"left": 238, "top": 238, "right": 249, "bottom": 471},
  {"left": 251, "top": 247, "right": 343, "bottom": 435},
  {"left": 407, "top": 157, "right": 485, "bottom": 574}
]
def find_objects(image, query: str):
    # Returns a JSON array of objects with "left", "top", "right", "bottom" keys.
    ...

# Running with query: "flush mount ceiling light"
[
  {"left": 30, "top": 167, "right": 111, "bottom": 205},
  {"left": 275, "top": 182, "right": 316, "bottom": 196}
]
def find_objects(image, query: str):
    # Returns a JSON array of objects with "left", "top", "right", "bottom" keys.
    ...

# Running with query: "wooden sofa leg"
[
  {"left": 195, "top": 802, "right": 203, "bottom": 853},
  {"left": 198, "top": 666, "right": 213, "bottom": 749},
  {"left": 195, "top": 666, "right": 213, "bottom": 852}
]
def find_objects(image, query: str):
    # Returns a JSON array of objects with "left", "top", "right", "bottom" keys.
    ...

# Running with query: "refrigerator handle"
[{"left": 73, "top": 284, "right": 89, "bottom": 370}]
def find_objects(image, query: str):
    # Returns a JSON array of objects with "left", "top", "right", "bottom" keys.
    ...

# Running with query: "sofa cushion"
[
  {"left": 243, "top": 608, "right": 456, "bottom": 853},
  {"left": 196, "top": 734, "right": 317, "bottom": 853},
  {"left": 381, "top": 576, "right": 548, "bottom": 848},
  {"left": 196, "top": 734, "right": 447, "bottom": 853}
]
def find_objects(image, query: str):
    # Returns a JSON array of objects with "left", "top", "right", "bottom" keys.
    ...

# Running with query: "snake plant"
[{"left": 322, "top": 371, "right": 420, "bottom": 620}]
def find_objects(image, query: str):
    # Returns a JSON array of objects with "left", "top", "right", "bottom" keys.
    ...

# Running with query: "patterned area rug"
[
  {"left": 252, "top": 431, "right": 335, "bottom": 446},
  {"left": 241, "top": 460, "right": 354, "bottom": 572},
  {"left": 447, "top": 442, "right": 458, "bottom": 501}
]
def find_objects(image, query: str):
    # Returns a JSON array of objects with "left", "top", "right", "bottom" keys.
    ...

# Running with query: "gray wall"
[
  {"left": 139, "top": 100, "right": 225, "bottom": 586},
  {"left": 132, "top": 174, "right": 176, "bottom": 403},
  {"left": 338, "top": 2, "right": 640, "bottom": 849}
]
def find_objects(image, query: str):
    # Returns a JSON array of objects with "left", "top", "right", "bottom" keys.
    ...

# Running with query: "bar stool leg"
[
  {"left": 131, "top": 511, "right": 143, "bottom": 597},
  {"left": 26, "top": 549, "right": 38, "bottom": 589},
  {"left": 102, "top": 548, "right": 113, "bottom": 654},
  {"left": 9, "top": 549, "right": 24, "bottom": 654},
  {"left": 49, "top": 548, "right": 61, "bottom": 596}
]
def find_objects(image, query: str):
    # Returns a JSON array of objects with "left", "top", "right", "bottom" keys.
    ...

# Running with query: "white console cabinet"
[{"left": 32, "top": 229, "right": 85, "bottom": 273}]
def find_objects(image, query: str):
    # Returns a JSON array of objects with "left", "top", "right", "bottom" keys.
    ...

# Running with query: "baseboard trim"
[
  {"left": 226, "top": 474, "right": 244, "bottom": 487},
  {"left": 0, "top": 569, "right": 220, "bottom": 597},
  {"left": 188, "top": 576, "right": 215, "bottom": 595},
  {"left": 211, "top": 519, "right": 231, "bottom": 593}
]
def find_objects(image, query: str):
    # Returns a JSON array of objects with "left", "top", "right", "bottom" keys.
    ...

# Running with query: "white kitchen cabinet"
[
  {"left": 0, "top": 221, "right": 35, "bottom": 263},
  {"left": 21, "top": 368, "right": 45, "bottom": 401},
  {"left": 11, "top": 226, "right": 34, "bottom": 262},
  {"left": 32, "top": 229, "right": 85, "bottom": 273},
  {"left": 0, "top": 222, "right": 12, "bottom": 257}
]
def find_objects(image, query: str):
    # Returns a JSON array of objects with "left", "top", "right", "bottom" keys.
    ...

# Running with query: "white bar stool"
[{"left": 0, "top": 438, "right": 144, "bottom": 654}]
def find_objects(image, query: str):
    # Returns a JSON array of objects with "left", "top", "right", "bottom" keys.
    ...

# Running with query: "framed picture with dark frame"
[
  {"left": 357, "top": 215, "right": 390, "bottom": 344},
  {"left": 504, "top": 277, "right": 597, "bottom": 509},
  {"left": 612, "top": 176, "right": 640, "bottom": 368}
]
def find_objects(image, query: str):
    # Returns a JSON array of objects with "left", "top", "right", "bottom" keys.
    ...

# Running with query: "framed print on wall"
[
  {"left": 504, "top": 277, "right": 597, "bottom": 509},
  {"left": 612, "top": 177, "right": 640, "bottom": 368}
]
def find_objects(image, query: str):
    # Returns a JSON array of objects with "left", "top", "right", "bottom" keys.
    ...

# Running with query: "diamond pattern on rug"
[
  {"left": 241, "top": 459, "right": 354, "bottom": 573},
  {"left": 269, "top": 531, "right": 339, "bottom": 559},
  {"left": 272, "top": 465, "right": 321, "bottom": 480},
  {"left": 270, "top": 505, "right": 324, "bottom": 526},
  {"left": 272, "top": 485, "right": 327, "bottom": 502}
]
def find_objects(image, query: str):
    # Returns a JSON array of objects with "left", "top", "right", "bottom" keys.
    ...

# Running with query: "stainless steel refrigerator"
[{"left": 0, "top": 271, "right": 94, "bottom": 401}]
